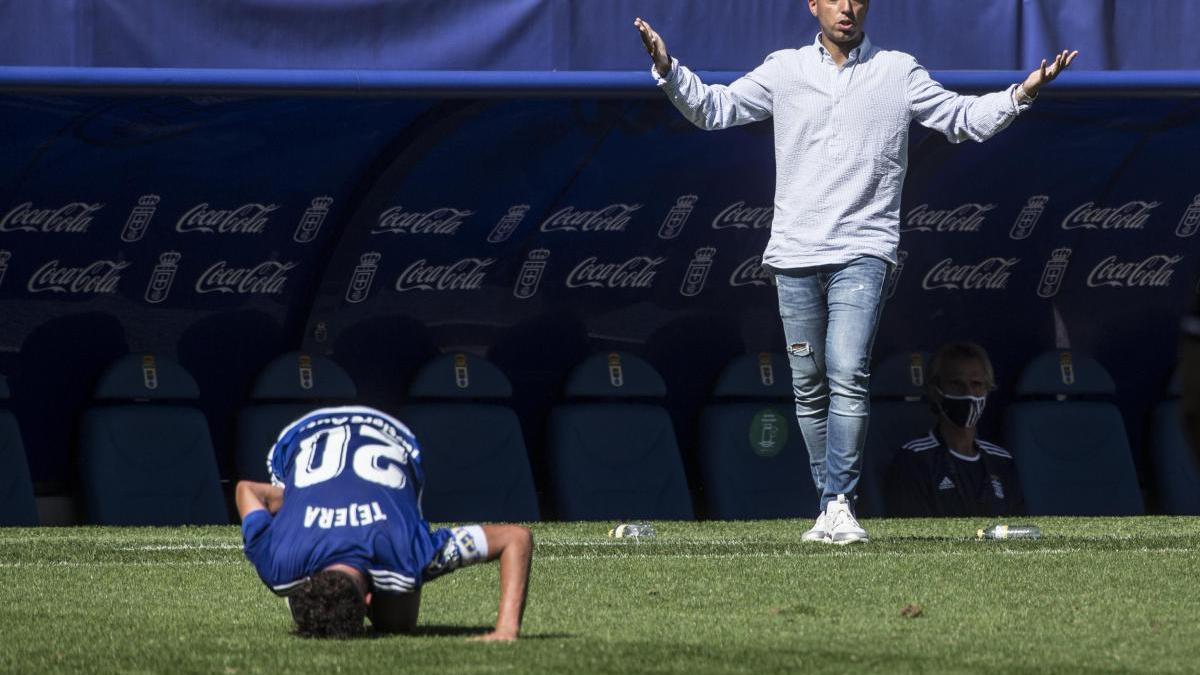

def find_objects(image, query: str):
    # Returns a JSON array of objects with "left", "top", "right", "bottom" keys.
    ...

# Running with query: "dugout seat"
[
  {"left": 697, "top": 353, "right": 817, "bottom": 519},
  {"left": 79, "top": 354, "right": 227, "bottom": 525},
  {"left": 1003, "top": 350, "right": 1143, "bottom": 516},
  {"left": 860, "top": 351, "right": 932, "bottom": 517},
  {"left": 546, "top": 352, "right": 693, "bottom": 521},
  {"left": 235, "top": 352, "right": 357, "bottom": 482},
  {"left": 397, "top": 353, "right": 539, "bottom": 523},
  {"left": 0, "top": 375, "right": 38, "bottom": 526},
  {"left": 1148, "top": 371, "right": 1200, "bottom": 515}
]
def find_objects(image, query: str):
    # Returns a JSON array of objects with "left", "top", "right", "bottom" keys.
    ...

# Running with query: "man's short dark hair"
[{"left": 288, "top": 570, "right": 367, "bottom": 639}]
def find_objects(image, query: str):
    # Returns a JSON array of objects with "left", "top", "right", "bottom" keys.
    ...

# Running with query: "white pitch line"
[
  {"left": 0, "top": 560, "right": 238, "bottom": 568},
  {"left": 118, "top": 544, "right": 244, "bottom": 551},
  {"left": 536, "top": 547, "right": 1195, "bottom": 561}
]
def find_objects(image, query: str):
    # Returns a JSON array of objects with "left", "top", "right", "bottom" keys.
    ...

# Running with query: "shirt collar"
[{"left": 813, "top": 32, "right": 873, "bottom": 64}]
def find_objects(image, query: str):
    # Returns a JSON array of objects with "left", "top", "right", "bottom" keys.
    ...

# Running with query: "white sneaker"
[
  {"left": 801, "top": 511, "right": 831, "bottom": 543},
  {"left": 827, "top": 494, "right": 868, "bottom": 545}
]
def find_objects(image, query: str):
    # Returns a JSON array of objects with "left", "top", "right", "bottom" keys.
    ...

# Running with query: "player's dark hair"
[{"left": 288, "top": 570, "right": 367, "bottom": 639}]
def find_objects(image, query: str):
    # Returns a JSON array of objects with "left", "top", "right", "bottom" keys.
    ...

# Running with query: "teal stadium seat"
[
  {"left": 861, "top": 352, "right": 932, "bottom": 517},
  {"left": 79, "top": 355, "right": 227, "bottom": 525},
  {"left": 698, "top": 353, "right": 817, "bottom": 519},
  {"left": 398, "top": 353, "right": 539, "bottom": 523},
  {"left": 547, "top": 352, "right": 693, "bottom": 521},
  {"left": 0, "top": 375, "right": 37, "bottom": 526},
  {"left": 1149, "top": 372, "right": 1200, "bottom": 515},
  {"left": 235, "top": 352, "right": 357, "bottom": 482},
  {"left": 1003, "top": 350, "right": 1143, "bottom": 516}
]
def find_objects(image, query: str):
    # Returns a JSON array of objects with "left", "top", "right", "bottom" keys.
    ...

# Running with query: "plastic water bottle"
[
  {"left": 976, "top": 524, "right": 1041, "bottom": 540},
  {"left": 609, "top": 522, "right": 656, "bottom": 539}
]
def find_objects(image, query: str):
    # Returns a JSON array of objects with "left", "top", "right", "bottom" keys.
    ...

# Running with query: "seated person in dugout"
[
  {"left": 885, "top": 342, "right": 1023, "bottom": 517},
  {"left": 237, "top": 406, "right": 533, "bottom": 640}
]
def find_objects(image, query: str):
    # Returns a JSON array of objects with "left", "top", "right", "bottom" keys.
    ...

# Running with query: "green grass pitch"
[{"left": 2, "top": 517, "right": 1198, "bottom": 674}]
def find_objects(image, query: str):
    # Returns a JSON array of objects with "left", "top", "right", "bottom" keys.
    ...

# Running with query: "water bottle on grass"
[
  {"left": 977, "top": 524, "right": 1041, "bottom": 540},
  {"left": 609, "top": 522, "right": 656, "bottom": 539}
]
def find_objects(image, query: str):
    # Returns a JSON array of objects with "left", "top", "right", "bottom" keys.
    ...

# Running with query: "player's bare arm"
[
  {"left": 1022, "top": 49, "right": 1079, "bottom": 97},
  {"left": 471, "top": 525, "right": 533, "bottom": 642},
  {"left": 634, "top": 17, "right": 671, "bottom": 78},
  {"left": 235, "top": 480, "right": 284, "bottom": 520}
]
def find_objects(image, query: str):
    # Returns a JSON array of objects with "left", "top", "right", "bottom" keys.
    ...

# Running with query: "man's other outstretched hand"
[
  {"left": 635, "top": 17, "right": 671, "bottom": 78},
  {"left": 1022, "top": 49, "right": 1079, "bottom": 98}
]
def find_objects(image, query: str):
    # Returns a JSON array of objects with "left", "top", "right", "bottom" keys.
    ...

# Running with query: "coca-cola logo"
[
  {"left": 373, "top": 207, "right": 473, "bottom": 235},
  {"left": 902, "top": 203, "right": 996, "bottom": 233},
  {"left": 176, "top": 203, "right": 278, "bottom": 234},
  {"left": 566, "top": 256, "right": 664, "bottom": 289},
  {"left": 540, "top": 204, "right": 641, "bottom": 233},
  {"left": 922, "top": 257, "right": 1020, "bottom": 291},
  {"left": 395, "top": 258, "right": 494, "bottom": 292},
  {"left": 27, "top": 259, "right": 129, "bottom": 294},
  {"left": 730, "top": 257, "right": 771, "bottom": 287},
  {"left": 0, "top": 202, "right": 104, "bottom": 234},
  {"left": 195, "top": 260, "right": 296, "bottom": 294},
  {"left": 1062, "top": 201, "right": 1161, "bottom": 231},
  {"left": 1086, "top": 254, "right": 1181, "bottom": 288},
  {"left": 712, "top": 202, "right": 772, "bottom": 230}
]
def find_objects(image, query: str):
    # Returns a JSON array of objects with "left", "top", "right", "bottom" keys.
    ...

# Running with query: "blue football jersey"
[{"left": 241, "top": 406, "right": 466, "bottom": 595}]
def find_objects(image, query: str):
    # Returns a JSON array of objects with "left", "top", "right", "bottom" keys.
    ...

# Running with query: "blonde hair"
[{"left": 928, "top": 341, "right": 996, "bottom": 392}]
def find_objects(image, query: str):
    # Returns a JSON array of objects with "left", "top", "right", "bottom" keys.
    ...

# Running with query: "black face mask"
[{"left": 935, "top": 386, "right": 986, "bottom": 428}]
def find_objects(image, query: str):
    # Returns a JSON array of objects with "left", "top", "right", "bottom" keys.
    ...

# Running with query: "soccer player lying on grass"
[{"left": 236, "top": 406, "right": 533, "bottom": 640}]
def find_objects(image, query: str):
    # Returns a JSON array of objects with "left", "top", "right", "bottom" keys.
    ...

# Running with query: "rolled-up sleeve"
[{"left": 907, "top": 59, "right": 1030, "bottom": 143}]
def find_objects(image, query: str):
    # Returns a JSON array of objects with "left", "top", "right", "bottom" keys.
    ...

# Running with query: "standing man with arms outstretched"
[
  {"left": 238, "top": 406, "right": 532, "bottom": 640},
  {"left": 635, "top": 1, "right": 1076, "bottom": 543}
]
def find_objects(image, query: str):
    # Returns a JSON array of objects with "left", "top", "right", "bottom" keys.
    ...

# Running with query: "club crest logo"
[
  {"left": 1037, "top": 248, "right": 1071, "bottom": 299},
  {"left": 144, "top": 251, "right": 182, "bottom": 304},
  {"left": 513, "top": 249, "right": 551, "bottom": 300},
  {"left": 659, "top": 195, "right": 698, "bottom": 239},
  {"left": 345, "top": 252, "right": 382, "bottom": 304},
  {"left": 1010, "top": 195, "right": 1049, "bottom": 240},
  {"left": 488, "top": 205, "right": 531, "bottom": 243},
  {"left": 679, "top": 247, "right": 716, "bottom": 297},
  {"left": 122, "top": 194, "right": 161, "bottom": 242},
  {"left": 294, "top": 197, "right": 334, "bottom": 243}
]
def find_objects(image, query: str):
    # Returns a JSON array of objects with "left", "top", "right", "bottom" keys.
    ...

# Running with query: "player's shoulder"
[
  {"left": 977, "top": 438, "right": 1013, "bottom": 459},
  {"left": 901, "top": 431, "right": 940, "bottom": 453}
]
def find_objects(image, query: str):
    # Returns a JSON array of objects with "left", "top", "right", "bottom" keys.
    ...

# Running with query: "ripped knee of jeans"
[{"left": 787, "top": 342, "right": 813, "bottom": 358}]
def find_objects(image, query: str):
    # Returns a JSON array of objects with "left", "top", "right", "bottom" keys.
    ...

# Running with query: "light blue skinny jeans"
[{"left": 775, "top": 256, "right": 889, "bottom": 513}]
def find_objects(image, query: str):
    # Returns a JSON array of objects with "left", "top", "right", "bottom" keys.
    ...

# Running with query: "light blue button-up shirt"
[{"left": 655, "top": 34, "right": 1031, "bottom": 270}]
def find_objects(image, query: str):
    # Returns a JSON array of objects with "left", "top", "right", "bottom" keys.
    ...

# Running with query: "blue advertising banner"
[
  {"left": 2, "top": 1, "right": 1199, "bottom": 71},
  {"left": 0, "top": 79, "right": 1197, "bottom": 494}
]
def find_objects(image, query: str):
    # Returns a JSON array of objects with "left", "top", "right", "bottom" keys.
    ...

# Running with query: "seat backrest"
[
  {"left": 80, "top": 355, "right": 227, "bottom": 525},
  {"left": 547, "top": 352, "right": 692, "bottom": 521},
  {"left": 235, "top": 352, "right": 357, "bottom": 482},
  {"left": 1149, "top": 372, "right": 1200, "bottom": 515},
  {"left": 398, "top": 353, "right": 538, "bottom": 522},
  {"left": 699, "top": 353, "right": 816, "bottom": 519},
  {"left": 0, "top": 375, "right": 38, "bottom": 526},
  {"left": 1003, "top": 350, "right": 1143, "bottom": 516},
  {"left": 861, "top": 351, "right": 932, "bottom": 517}
]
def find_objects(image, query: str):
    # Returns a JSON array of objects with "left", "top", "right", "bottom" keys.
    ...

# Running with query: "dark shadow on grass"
[{"left": 371, "top": 625, "right": 574, "bottom": 640}]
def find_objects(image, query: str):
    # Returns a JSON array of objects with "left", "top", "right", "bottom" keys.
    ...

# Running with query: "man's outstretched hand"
[
  {"left": 635, "top": 17, "right": 671, "bottom": 78},
  {"left": 1022, "top": 49, "right": 1079, "bottom": 98}
]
